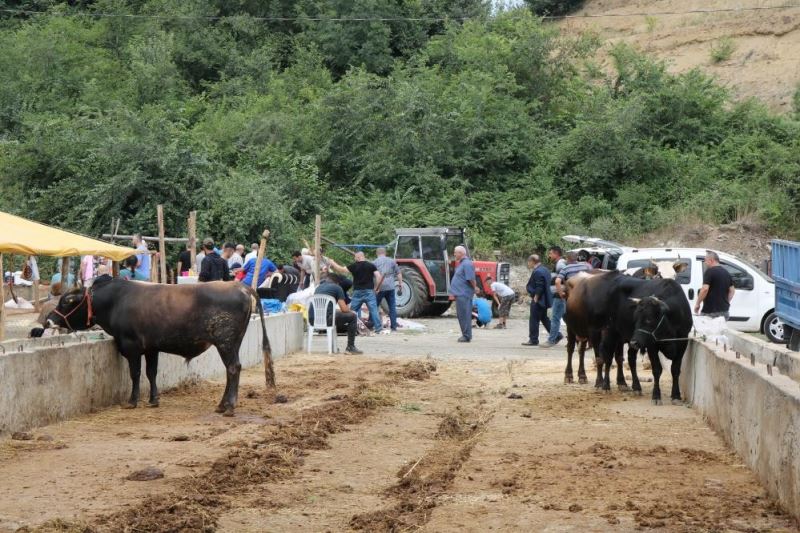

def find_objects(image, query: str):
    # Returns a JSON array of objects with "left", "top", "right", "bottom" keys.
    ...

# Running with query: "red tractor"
[{"left": 391, "top": 227, "right": 511, "bottom": 318}]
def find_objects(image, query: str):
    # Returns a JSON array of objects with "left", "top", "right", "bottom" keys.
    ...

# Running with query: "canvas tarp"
[{"left": 0, "top": 211, "right": 136, "bottom": 261}]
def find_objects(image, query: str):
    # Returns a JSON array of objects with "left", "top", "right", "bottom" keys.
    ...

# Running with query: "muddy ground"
[{"left": 0, "top": 319, "right": 796, "bottom": 532}]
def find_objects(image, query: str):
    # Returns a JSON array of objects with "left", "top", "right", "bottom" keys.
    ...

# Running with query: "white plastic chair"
[{"left": 307, "top": 294, "right": 338, "bottom": 354}]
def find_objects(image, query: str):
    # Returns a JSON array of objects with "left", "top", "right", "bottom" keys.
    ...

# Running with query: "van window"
[
  {"left": 699, "top": 257, "right": 754, "bottom": 291},
  {"left": 625, "top": 258, "right": 692, "bottom": 284}
]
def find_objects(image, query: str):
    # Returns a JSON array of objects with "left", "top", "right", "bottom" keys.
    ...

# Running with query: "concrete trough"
[
  {"left": 681, "top": 335, "right": 800, "bottom": 520},
  {"left": 0, "top": 312, "right": 304, "bottom": 435}
]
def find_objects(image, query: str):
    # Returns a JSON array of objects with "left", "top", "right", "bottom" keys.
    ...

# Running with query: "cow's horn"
[{"left": 628, "top": 297, "right": 641, "bottom": 304}]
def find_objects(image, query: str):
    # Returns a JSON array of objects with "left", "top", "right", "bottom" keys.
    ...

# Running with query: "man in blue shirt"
[
  {"left": 133, "top": 233, "right": 151, "bottom": 280},
  {"left": 241, "top": 256, "right": 277, "bottom": 287},
  {"left": 449, "top": 245, "right": 476, "bottom": 343},
  {"left": 472, "top": 297, "right": 492, "bottom": 328}
]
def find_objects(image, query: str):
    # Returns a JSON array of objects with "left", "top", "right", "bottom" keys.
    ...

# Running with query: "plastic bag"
[{"left": 693, "top": 315, "right": 727, "bottom": 344}]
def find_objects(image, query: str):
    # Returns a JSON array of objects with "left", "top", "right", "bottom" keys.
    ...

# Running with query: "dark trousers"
[
  {"left": 335, "top": 311, "right": 358, "bottom": 348},
  {"left": 376, "top": 289, "right": 398, "bottom": 330},
  {"left": 455, "top": 296, "right": 473, "bottom": 340},
  {"left": 529, "top": 301, "right": 551, "bottom": 344}
]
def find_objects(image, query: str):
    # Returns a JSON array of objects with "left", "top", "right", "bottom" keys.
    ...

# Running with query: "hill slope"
[{"left": 561, "top": 0, "right": 800, "bottom": 112}]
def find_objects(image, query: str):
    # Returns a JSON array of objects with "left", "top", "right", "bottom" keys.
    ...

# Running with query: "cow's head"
[
  {"left": 45, "top": 288, "right": 93, "bottom": 332},
  {"left": 629, "top": 296, "right": 671, "bottom": 352}
]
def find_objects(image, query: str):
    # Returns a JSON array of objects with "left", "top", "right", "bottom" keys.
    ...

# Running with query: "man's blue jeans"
[
  {"left": 376, "top": 289, "right": 398, "bottom": 331},
  {"left": 548, "top": 297, "right": 565, "bottom": 343},
  {"left": 455, "top": 296, "right": 473, "bottom": 341},
  {"left": 350, "top": 289, "right": 382, "bottom": 333}
]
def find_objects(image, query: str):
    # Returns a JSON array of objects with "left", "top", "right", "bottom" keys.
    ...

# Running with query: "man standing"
[
  {"left": 132, "top": 234, "right": 151, "bottom": 280},
  {"left": 694, "top": 250, "right": 734, "bottom": 319},
  {"left": 177, "top": 245, "right": 192, "bottom": 276},
  {"left": 224, "top": 242, "right": 243, "bottom": 270},
  {"left": 554, "top": 251, "right": 591, "bottom": 300},
  {"left": 373, "top": 247, "right": 403, "bottom": 332},
  {"left": 330, "top": 252, "right": 383, "bottom": 334},
  {"left": 79, "top": 254, "right": 95, "bottom": 288},
  {"left": 199, "top": 238, "right": 231, "bottom": 282},
  {"left": 544, "top": 246, "right": 567, "bottom": 347},
  {"left": 244, "top": 243, "right": 259, "bottom": 264},
  {"left": 311, "top": 273, "right": 362, "bottom": 354},
  {"left": 449, "top": 245, "right": 476, "bottom": 343},
  {"left": 523, "top": 254, "right": 553, "bottom": 346},
  {"left": 486, "top": 275, "right": 514, "bottom": 329}
]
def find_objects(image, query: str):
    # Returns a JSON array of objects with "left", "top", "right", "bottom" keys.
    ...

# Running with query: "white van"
[{"left": 616, "top": 248, "right": 783, "bottom": 342}]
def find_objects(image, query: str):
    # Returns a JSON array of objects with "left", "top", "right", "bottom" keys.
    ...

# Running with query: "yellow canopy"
[{"left": 0, "top": 211, "right": 137, "bottom": 261}]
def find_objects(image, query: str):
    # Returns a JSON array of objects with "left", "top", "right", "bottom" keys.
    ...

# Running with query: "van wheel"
[{"left": 763, "top": 312, "right": 785, "bottom": 343}]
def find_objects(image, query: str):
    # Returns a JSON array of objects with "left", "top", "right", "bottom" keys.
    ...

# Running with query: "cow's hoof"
[
  {"left": 671, "top": 398, "right": 683, "bottom": 406},
  {"left": 214, "top": 404, "right": 225, "bottom": 414},
  {"left": 564, "top": 375, "right": 574, "bottom": 384},
  {"left": 633, "top": 389, "right": 643, "bottom": 396},
  {"left": 222, "top": 409, "right": 235, "bottom": 418},
  {"left": 578, "top": 376, "right": 588, "bottom": 385},
  {"left": 617, "top": 384, "right": 630, "bottom": 392},
  {"left": 147, "top": 401, "right": 159, "bottom": 408},
  {"left": 652, "top": 398, "right": 663, "bottom": 406},
  {"left": 123, "top": 402, "right": 137, "bottom": 409}
]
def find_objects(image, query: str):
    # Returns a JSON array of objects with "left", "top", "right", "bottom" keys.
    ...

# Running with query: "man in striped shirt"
[{"left": 554, "top": 251, "right": 592, "bottom": 300}]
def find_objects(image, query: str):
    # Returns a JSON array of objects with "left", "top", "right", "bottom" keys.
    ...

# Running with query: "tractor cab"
[{"left": 392, "top": 228, "right": 510, "bottom": 318}]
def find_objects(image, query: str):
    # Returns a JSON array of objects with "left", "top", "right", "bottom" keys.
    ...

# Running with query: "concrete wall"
[
  {"left": 724, "top": 329, "right": 800, "bottom": 383},
  {"left": 681, "top": 338, "right": 800, "bottom": 519},
  {"left": 0, "top": 312, "right": 303, "bottom": 435}
]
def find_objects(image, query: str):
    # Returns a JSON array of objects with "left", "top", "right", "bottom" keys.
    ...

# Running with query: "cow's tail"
[{"left": 253, "top": 292, "right": 276, "bottom": 388}]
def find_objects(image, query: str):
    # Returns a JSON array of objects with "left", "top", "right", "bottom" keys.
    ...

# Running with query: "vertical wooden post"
[
  {"left": 112, "top": 261, "right": 119, "bottom": 278},
  {"left": 60, "top": 257, "right": 69, "bottom": 290},
  {"left": 188, "top": 211, "right": 197, "bottom": 274},
  {"left": 157, "top": 205, "right": 167, "bottom": 284},
  {"left": 314, "top": 214, "right": 321, "bottom": 285},
  {"left": 251, "top": 229, "right": 270, "bottom": 295},
  {"left": 0, "top": 253, "right": 5, "bottom": 342}
]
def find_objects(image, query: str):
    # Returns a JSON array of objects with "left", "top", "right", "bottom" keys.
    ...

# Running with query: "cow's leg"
[
  {"left": 598, "top": 331, "right": 614, "bottom": 393},
  {"left": 216, "top": 344, "right": 242, "bottom": 417},
  {"left": 124, "top": 353, "right": 141, "bottom": 409},
  {"left": 648, "top": 347, "right": 663, "bottom": 405},
  {"left": 565, "top": 328, "right": 575, "bottom": 384},
  {"left": 577, "top": 339, "right": 588, "bottom": 384},
  {"left": 615, "top": 341, "right": 629, "bottom": 391},
  {"left": 628, "top": 346, "right": 642, "bottom": 396},
  {"left": 144, "top": 350, "right": 159, "bottom": 407},
  {"left": 591, "top": 336, "right": 603, "bottom": 389},
  {"left": 669, "top": 341, "right": 687, "bottom": 404}
]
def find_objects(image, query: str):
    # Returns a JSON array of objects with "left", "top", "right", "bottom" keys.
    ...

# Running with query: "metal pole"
[{"left": 0, "top": 253, "right": 5, "bottom": 342}]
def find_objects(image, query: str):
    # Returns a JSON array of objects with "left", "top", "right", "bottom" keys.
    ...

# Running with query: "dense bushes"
[{"left": 0, "top": 3, "right": 798, "bottom": 262}]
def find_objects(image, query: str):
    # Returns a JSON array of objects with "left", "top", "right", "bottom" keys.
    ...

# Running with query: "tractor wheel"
[
  {"left": 395, "top": 267, "right": 430, "bottom": 318},
  {"left": 428, "top": 302, "right": 452, "bottom": 316}
]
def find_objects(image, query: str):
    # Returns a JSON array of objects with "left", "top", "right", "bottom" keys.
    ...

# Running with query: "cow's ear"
[
  {"left": 628, "top": 297, "right": 641, "bottom": 304},
  {"left": 673, "top": 262, "right": 688, "bottom": 273}
]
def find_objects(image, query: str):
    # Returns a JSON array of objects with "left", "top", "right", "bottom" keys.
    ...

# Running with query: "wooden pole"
[
  {"left": 188, "top": 211, "right": 197, "bottom": 275},
  {"left": 112, "top": 261, "right": 119, "bottom": 278},
  {"left": 157, "top": 205, "right": 167, "bottom": 284},
  {"left": 314, "top": 215, "right": 322, "bottom": 285},
  {"left": 60, "top": 257, "right": 69, "bottom": 291},
  {"left": 251, "top": 229, "right": 270, "bottom": 295},
  {"left": 102, "top": 234, "right": 188, "bottom": 243},
  {"left": 0, "top": 254, "right": 5, "bottom": 342}
]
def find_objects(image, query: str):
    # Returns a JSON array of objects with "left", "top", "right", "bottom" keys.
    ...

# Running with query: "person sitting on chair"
[{"left": 309, "top": 273, "right": 361, "bottom": 355}]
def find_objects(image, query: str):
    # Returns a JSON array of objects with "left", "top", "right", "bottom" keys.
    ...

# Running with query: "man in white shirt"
[
  {"left": 80, "top": 254, "right": 95, "bottom": 287},
  {"left": 244, "top": 243, "right": 259, "bottom": 264},
  {"left": 292, "top": 250, "right": 315, "bottom": 288},
  {"left": 487, "top": 276, "right": 515, "bottom": 329}
]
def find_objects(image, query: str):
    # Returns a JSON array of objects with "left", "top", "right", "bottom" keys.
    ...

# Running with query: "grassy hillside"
[{"left": 0, "top": 1, "right": 798, "bottom": 262}]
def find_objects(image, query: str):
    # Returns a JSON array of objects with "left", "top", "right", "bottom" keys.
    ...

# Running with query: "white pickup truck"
[{"left": 562, "top": 236, "right": 783, "bottom": 343}]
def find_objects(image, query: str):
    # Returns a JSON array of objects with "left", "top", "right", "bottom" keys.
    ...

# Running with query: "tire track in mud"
[
  {"left": 21, "top": 361, "right": 435, "bottom": 533},
  {"left": 349, "top": 404, "right": 493, "bottom": 532}
]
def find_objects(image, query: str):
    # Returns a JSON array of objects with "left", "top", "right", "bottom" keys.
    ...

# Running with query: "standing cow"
[{"left": 47, "top": 277, "right": 273, "bottom": 416}]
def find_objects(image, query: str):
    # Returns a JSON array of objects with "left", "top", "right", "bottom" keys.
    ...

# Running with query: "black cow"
[
  {"left": 46, "top": 277, "right": 273, "bottom": 416},
  {"left": 598, "top": 274, "right": 693, "bottom": 404}
]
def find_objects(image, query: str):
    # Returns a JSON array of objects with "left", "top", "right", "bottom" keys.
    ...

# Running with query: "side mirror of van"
[{"left": 739, "top": 277, "right": 754, "bottom": 290}]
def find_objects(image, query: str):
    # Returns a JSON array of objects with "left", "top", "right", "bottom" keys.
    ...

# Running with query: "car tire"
[
  {"left": 763, "top": 312, "right": 785, "bottom": 344},
  {"left": 395, "top": 267, "right": 430, "bottom": 318}
]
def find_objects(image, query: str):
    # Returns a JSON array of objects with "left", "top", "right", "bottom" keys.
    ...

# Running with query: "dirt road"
[{"left": 0, "top": 319, "right": 795, "bottom": 532}]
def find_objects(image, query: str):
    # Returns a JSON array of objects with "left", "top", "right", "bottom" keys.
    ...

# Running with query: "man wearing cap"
[{"left": 198, "top": 238, "right": 231, "bottom": 282}]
